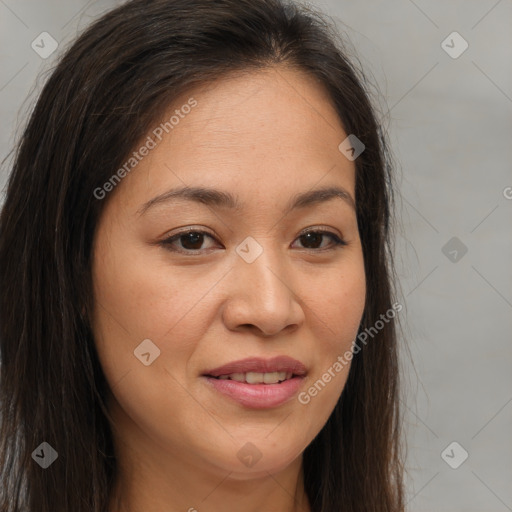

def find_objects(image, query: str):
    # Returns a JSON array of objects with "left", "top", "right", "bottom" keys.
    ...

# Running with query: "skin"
[{"left": 91, "top": 65, "right": 366, "bottom": 512}]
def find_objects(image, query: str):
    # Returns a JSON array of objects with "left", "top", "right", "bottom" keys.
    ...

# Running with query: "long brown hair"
[{"left": 0, "top": 0, "right": 404, "bottom": 510}]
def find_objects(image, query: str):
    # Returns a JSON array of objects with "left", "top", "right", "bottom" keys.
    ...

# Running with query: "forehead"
[
  {"left": 173, "top": 66, "right": 348, "bottom": 159},
  {"left": 110, "top": 65, "right": 355, "bottom": 214}
]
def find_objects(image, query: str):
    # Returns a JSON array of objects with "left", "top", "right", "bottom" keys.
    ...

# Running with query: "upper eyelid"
[
  {"left": 162, "top": 226, "right": 342, "bottom": 240},
  {"left": 164, "top": 223, "right": 344, "bottom": 236}
]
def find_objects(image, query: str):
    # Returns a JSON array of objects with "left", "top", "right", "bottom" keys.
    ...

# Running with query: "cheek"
[
  {"left": 301, "top": 257, "right": 366, "bottom": 405},
  {"left": 91, "top": 235, "right": 224, "bottom": 385},
  {"left": 92, "top": 231, "right": 191, "bottom": 337},
  {"left": 316, "top": 256, "right": 366, "bottom": 349},
  {"left": 335, "top": 277, "right": 366, "bottom": 345},
  {"left": 90, "top": 244, "right": 219, "bottom": 446}
]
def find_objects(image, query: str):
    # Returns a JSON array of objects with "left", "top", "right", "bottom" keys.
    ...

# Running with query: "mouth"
[
  {"left": 202, "top": 356, "right": 307, "bottom": 409},
  {"left": 209, "top": 371, "right": 296, "bottom": 384},
  {"left": 202, "top": 355, "right": 307, "bottom": 381}
]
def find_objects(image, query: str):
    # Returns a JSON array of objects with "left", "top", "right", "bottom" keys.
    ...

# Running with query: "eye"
[
  {"left": 159, "top": 227, "right": 347, "bottom": 254},
  {"left": 291, "top": 229, "right": 347, "bottom": 251},
  {"left": 160, "top": 229, "right": 219, "bottom": 254}
]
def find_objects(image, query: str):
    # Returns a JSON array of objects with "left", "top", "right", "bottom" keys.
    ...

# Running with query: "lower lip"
[{"left": 203, "top": 376, "right": 305, "bottom": 409}]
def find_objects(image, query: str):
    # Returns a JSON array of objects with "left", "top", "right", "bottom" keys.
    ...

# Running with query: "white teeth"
[
  {"left": 263, "top": 371, "right": 288, "bottom": 384},
  {"left": 263, "top": 372, "right": 279, "bottom": 384},
  {"left": 217, "top": 371, "right": 291, "bottom": 384},
  {"left": 246, "top": 372, "right": 264, "bottom": 384}
]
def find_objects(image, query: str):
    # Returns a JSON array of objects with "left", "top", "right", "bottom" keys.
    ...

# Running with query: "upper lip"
[{"left": 203, "top": 356, "right": 307, "bottom": 378}]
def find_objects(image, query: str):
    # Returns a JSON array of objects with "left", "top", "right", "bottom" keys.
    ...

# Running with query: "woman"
[{"left": 0, "top": 0, "right": 404, "bottom": 510}]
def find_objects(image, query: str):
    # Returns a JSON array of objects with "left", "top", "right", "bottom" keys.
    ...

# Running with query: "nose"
[{"left": 221, "top": 241, "right": 305, "bottom": 337}]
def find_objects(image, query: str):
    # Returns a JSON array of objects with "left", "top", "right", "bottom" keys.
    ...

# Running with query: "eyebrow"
[{"left": 137, "top": 184, "right": 355, "bottom": 216}]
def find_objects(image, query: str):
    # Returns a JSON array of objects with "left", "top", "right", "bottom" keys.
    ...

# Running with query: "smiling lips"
[{"left": 202, "top": 356, "right": 307, "bottom": 409}]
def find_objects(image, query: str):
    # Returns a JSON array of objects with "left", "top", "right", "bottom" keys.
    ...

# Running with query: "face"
[{"left": 91, "top": 65, "right": 366, "bottom": 481}]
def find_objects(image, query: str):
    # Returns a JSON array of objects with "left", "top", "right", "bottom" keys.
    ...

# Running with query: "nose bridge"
[
  {"left": 223, "top": 235, "right": 303, "bottom": 335},
  {"left": 238, "top": 235, "right": 292, "bottom": 303}
]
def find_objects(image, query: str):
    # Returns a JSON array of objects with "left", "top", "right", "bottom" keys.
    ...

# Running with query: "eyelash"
[{"left": 159, "top": 227, "right": 348, "bottom": 254}]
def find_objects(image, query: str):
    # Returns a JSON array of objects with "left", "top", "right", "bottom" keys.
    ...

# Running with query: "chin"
[{"left": 207, "top": 441, "right": 305, "bottom": 479}]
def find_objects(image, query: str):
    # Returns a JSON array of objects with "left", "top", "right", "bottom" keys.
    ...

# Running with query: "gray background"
[{"left": 1, "top": 1, "right": 511, "bottom": 510}]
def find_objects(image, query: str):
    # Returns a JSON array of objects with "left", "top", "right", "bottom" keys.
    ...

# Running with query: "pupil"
[
  {"left": 182, "top": 232, "right": 203, "bottom": 250},
  {"left": 301, "top": 232, "right": 321, "bottom": 248}
]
